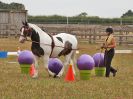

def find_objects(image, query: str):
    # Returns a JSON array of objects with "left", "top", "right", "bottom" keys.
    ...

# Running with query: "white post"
[
  {"left": 120, "top": 18, "right": 122, "bottom": 25},
  {"left": 67, "top": 16, "right": 69, "bottom": 25}
]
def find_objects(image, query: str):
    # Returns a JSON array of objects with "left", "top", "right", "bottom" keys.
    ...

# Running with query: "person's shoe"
[{"left": 113, "top": 70, "right": 117, "bottom": 77}]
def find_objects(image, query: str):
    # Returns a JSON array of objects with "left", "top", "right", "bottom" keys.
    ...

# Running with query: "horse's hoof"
[
  {"left": 32, "top": 76, "right": 38, "bottom": 79},
  {"left": 53, "top": 74, "right": 57, "bottom": 78},
  {"left": 49, "top": 74, "right": 52, "bottom": 77},
  {"left": 31, "top": 74, "right": 38, "bottom": 79},
  {"left": 56, "top": 76, "right": 61, "bottom": 78},
  {"left": 56, "top": 74, "right": 61, "bottom": 78}
]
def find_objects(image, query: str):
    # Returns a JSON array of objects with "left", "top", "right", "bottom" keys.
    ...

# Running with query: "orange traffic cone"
[
  {"left": 30, "top": 64, "right": 36, "bottom": 76},
  {"left": 65, "top": 64, "right": 75, "bottom": 82}
]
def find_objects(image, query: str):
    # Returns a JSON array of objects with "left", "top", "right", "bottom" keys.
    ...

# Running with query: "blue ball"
[
  {"left": 77, "top": 54, "right": 95, "bottom": 70},
  {"left": 18, "top": 50, "right": 34, "bottom": 64},
  {"left": 48, "top": 58, "right": 63, "bottom": 75},
  {"left": 93, "top": 53, "right": 104, "bottom": 67}
]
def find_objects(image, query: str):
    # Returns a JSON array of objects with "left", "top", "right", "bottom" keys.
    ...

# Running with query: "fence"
[
  {"left": 43, "top": 24, "right": 133, "bottom": 45},
  {"left": 50, "top": 32, "right": 133, "bottom": 45},
  {"left": 0, "top": 24, "right": 133, "bottom": 45},
  {"left": 76, "top": 34, "right": 133, "bottom": 45}
]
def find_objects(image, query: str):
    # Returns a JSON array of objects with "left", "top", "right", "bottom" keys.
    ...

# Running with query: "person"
[{"left": 101, "top": 27, "right": 117, "bottom": 77}]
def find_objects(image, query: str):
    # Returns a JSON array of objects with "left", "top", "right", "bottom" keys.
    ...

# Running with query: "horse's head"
[{"left": 19, "top": 21, "right": 32, "bottom": 43}]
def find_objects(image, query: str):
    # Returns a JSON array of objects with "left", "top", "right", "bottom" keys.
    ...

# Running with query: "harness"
[
  {"left": 20, "top": 26, "right": 79, "bottom": 58},
  {"left": 47, "top": 33, "right": 55, "bottom": 57}
]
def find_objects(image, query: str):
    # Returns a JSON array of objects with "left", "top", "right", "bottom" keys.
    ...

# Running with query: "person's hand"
[
  {"left": 101, "top": 43, "right": 107, "bottom": 49},
  {"left": 101, "top": 46, "right": 104, "bottom": 49}
]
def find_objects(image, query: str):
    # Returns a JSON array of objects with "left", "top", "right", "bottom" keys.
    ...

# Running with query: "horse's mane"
[{"left": 28, "top": 23, "right": 45, "bottom": 34}]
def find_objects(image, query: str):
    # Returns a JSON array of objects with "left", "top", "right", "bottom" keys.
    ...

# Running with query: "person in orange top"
[{"left": 101, "top": 27, "right": 117, "bottom": 77}]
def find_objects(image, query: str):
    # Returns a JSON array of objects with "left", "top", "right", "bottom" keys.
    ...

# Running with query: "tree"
[
  {"left": 121, "top": 10, "right": 133, "bottom": 18},
  {"left": 77, "top": 12, "right": 88, "bottom": 17},
  {"left": 0, "top": 1, "right": 25, "bottom": 10}
]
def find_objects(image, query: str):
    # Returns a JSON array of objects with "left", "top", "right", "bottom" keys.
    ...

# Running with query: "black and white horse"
[{"left": 19, "top": 22, "right": 78, "bottom": 78}]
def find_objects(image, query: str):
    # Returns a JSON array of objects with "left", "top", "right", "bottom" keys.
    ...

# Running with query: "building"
[{"left": 0, "top": 9, "right": 27, "bottom": 37}]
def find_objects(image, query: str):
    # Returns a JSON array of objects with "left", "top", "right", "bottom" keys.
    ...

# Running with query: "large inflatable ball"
[
  {"left": 77, "top": 54, "right": 95, "bottom": 70},
  {"left": 18, "top": 50, "right": 34, "bottom": 64},
  {"left": 93, "top": 53, "right": 104, "bottom": 67},
  {"left": 48, "top": 58, "right": 63, "bottom": 75}
]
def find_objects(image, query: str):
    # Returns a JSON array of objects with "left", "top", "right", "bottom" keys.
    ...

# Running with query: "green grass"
[{"left": 0, "top": 38, "right": 133, "bottom": 99}]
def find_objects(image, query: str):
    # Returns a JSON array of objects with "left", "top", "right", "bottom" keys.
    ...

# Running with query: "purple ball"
[
  {"left": 18, "top": 50, "right": 34, "bottom": 64},
  {"left": 93, "top": 53, "right": 104, "bottom": 67},
  {"left": 48, "top": 58, "right": 63, "bottom": 75},
  {"left": 77, "top": 54, "right": 95, "bottom": 70}
]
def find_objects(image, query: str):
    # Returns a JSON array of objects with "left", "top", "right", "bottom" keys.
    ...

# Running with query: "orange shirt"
[{"left": 105, "top": 34, "right": 116, "bottom": 51}]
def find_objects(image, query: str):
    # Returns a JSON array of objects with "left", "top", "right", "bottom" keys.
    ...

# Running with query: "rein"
[
  {"left": 26, "top": 39, "right": 78, "bottom": 50},
  {"left": 21, "top": 34, "right": 98, "bottom": 51},
  {"left": 21, "top": 27, "right": 78, "bottom": 50}
]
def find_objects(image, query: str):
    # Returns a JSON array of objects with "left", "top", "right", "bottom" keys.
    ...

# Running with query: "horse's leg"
[
  {"left": 43, "top": 55, "right": 55, "bottom": 77},
  {"left": 70, "top": 51, "right": 77, "bottom": 75},
  {"left": 57, "top": 52, "right": 73, "bottom": 77},
  {"left": 32, "top": 55, "right": 39, "bottom": 78}
]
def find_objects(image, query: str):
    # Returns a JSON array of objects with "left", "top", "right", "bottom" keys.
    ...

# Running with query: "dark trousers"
[{"left": 104, "top": 48, "right": 116, "bottom": 77}]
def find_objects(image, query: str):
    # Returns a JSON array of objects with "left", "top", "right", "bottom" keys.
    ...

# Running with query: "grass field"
[{"left": 0, "top": 38, "right": 133, "bottom": 99}]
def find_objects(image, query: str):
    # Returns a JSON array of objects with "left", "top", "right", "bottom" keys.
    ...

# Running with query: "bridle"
[
  {"left": 20, "top": 25, "right": 56, "bottom": 57},
  {"left": 20, "top": 26, "right": 33, "bottom": 40}
]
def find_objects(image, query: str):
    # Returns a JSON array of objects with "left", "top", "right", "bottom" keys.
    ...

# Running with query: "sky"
[{"left": 1, "top": 0, "right": 133, "bottom": 18}]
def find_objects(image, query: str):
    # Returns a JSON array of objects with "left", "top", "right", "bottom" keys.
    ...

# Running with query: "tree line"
[{"left": 28, "top": 12, "right": 133, "bottom": 25}]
